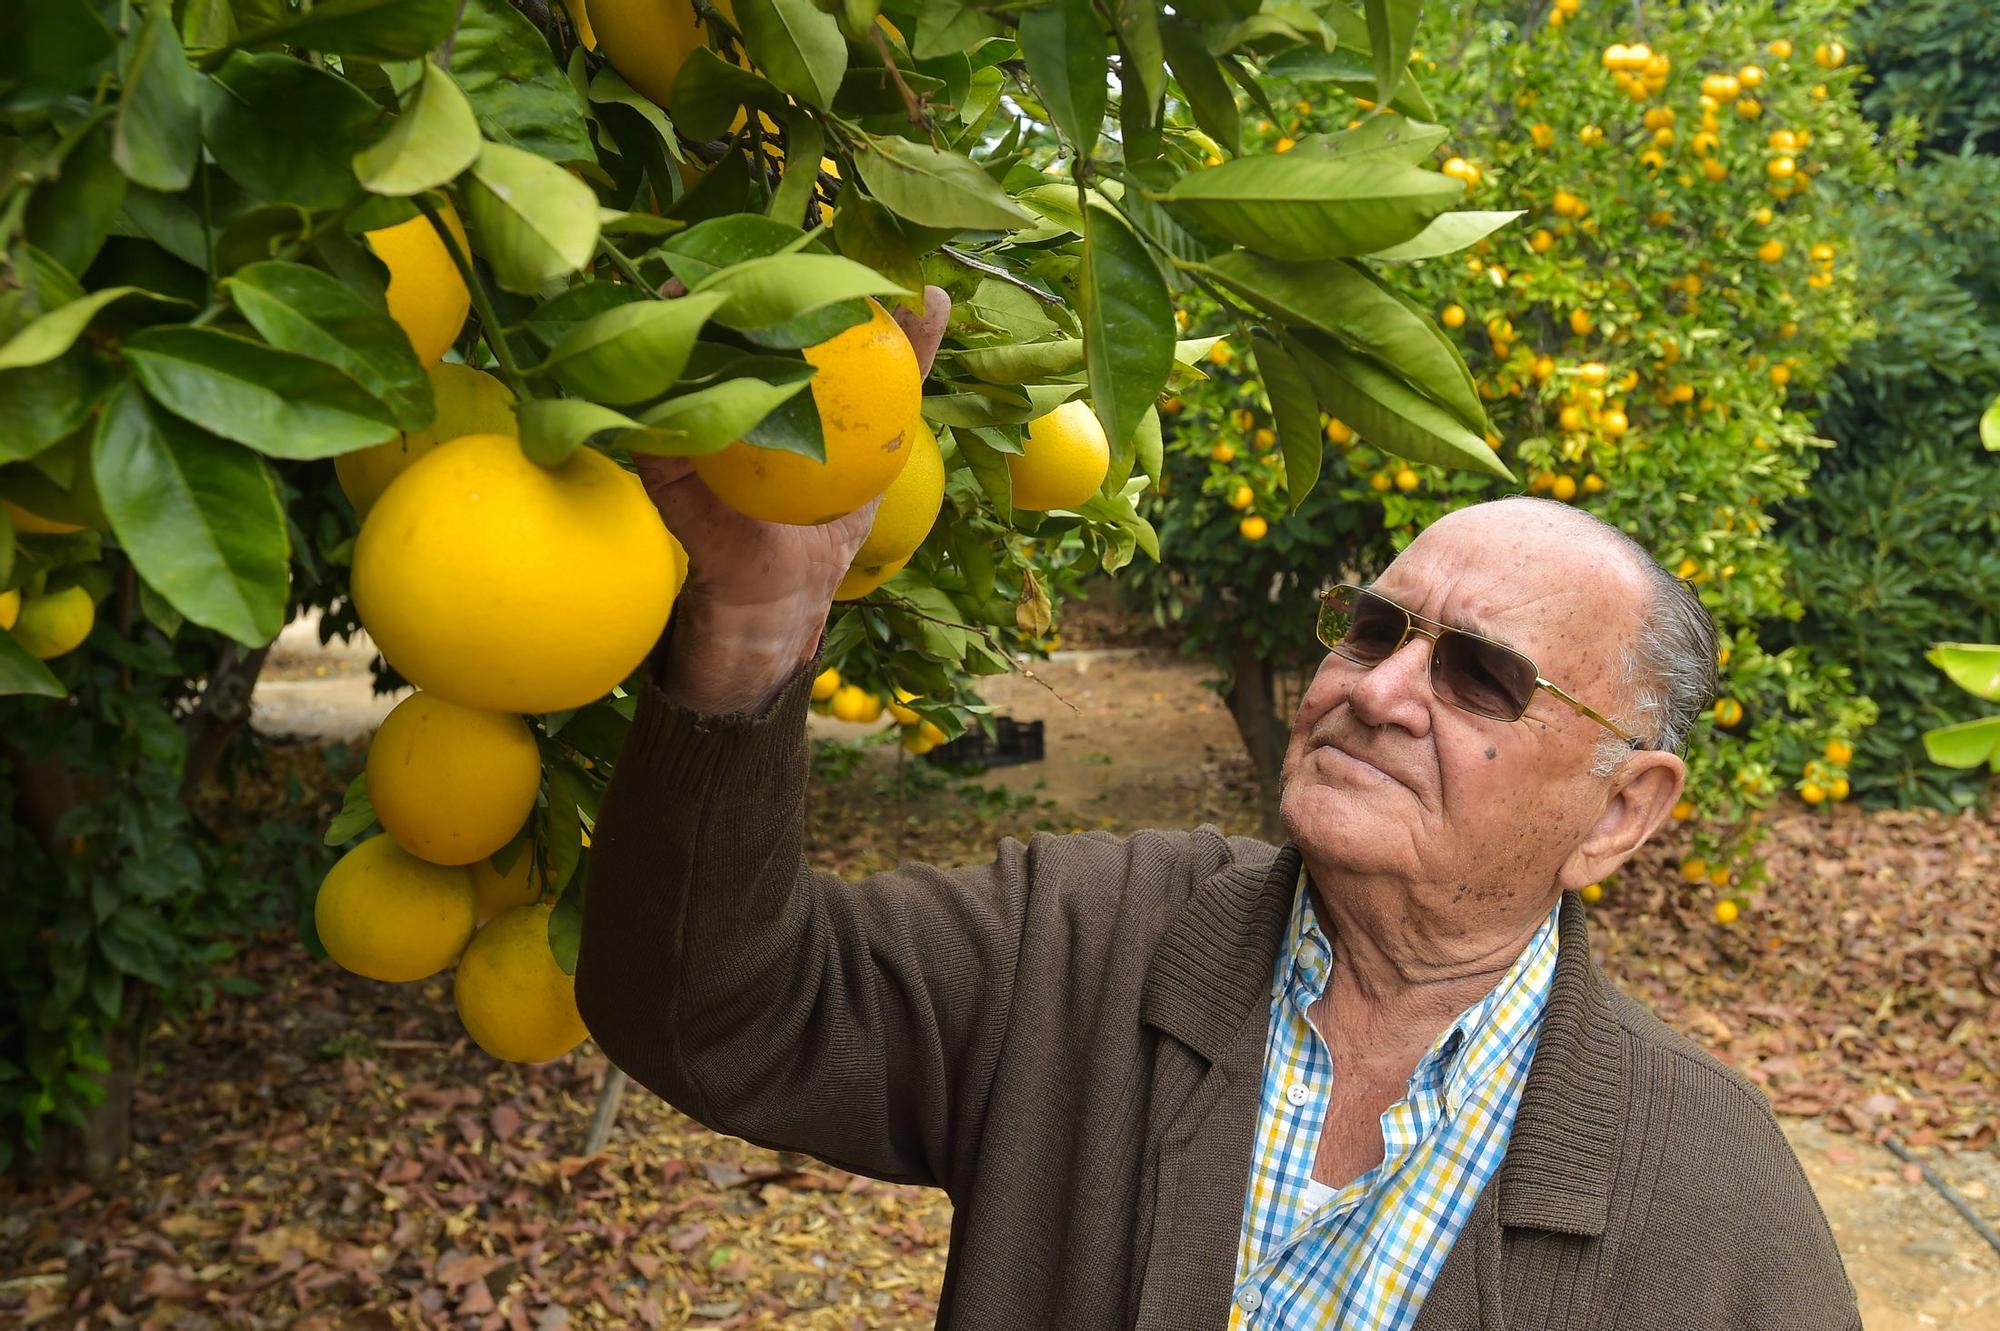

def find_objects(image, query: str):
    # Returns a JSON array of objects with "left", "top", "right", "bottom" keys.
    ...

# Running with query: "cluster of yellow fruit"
[
  {"left": 1598, "top": 40, "right": 1672, "bottom": 102},
  {"left": 811, "top": 668, "right": 948, "bottom": 755},
  {"left": 1541, "top": 0, "right": 1580, "bottom": 29},
  {"left": 1798, "top": 737, "right": 1853, "bottom": 804}
]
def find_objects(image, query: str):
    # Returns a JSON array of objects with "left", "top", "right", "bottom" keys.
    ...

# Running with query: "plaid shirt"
[{"left": 1229, "top": 879, "right": 1560, "bottom": 1330}]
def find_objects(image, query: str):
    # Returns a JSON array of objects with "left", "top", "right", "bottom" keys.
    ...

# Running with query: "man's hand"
[{"left": 638, "top": 286, "right": 950, "bottom": 714}]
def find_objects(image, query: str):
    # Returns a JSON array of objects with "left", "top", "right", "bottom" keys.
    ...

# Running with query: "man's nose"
[{"left": 1345, "top": 632, "right": 1437, "bottom": 718}]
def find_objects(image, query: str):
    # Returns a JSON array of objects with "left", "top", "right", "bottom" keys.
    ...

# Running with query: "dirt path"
[{"left": 250, "top": 627, "right": 2000, "bottom": 1329}]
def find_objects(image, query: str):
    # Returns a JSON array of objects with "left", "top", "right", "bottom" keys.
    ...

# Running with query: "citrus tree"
[
  {"left": 0, "top": 0, "right": 1517, "bottom": 1170},
  {"left": 1140, "top": 0, "right": 1892, "bottom": 920}
]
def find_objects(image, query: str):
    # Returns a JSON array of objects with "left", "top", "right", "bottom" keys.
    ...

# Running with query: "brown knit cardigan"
[{"left": 576, "top": 656, "right": 1860, "bottom": 1330}]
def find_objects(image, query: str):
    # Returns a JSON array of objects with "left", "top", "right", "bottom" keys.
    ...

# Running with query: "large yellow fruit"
[
  {"left": 11, "top": 586, "right": 94, "bottom": 659},
  {"left": 367, "top": 691, "right": 542, "bottom": 866},
  {"left": 562, "top": 0, "right": 596, "bottom": 47},
  {"left": 363, "top": 206, "right": 472, "bottom": 366},
  {"left": 1010, "top": 401, "right": 1109, "bottom": 511},
  {"left": 352, "top": 433, "right": 678, "bottom": 714},
  {"left": 470, "top": 850, "right": 541, "bottom": 923},
  {"left": 3, "top": 499, "right": 85, "bottom": 535},
  {"left": 336, "top": 363, "right": 517, "bottom": 518},
  {"left": 852, "top": 417, "right": 943, "bottom": 567},
  {"left": 0, "top": 589, "right": 18, "bottom": 631},
  {"left": 833, "top": 555, "right": 908, "bottom": 602},
  {"left": 315, "top": 835, "right": 476, "bottom": 982},
  {"left": 593, "top": 0, "right": 731, "bottom": 107},
  {"left": 454, "top": 903, "right": 589, "bottom": 1063},
  {"left": 693, "top": 300, "right": 921, "bottom": 525}
]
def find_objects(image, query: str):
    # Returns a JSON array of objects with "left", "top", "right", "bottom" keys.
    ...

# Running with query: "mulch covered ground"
[{"left": 2, "top": 744, "right": 1995, "bottom": 1328}]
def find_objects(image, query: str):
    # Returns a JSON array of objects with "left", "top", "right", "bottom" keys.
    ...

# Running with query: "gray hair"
[{"left": 1490, "top": 498, "right": 1720, "bottom": 778}]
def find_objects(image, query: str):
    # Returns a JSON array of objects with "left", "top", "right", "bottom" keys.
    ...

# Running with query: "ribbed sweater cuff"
[{"left": 616, "top": 633, "right": 826, "bottom": 804}]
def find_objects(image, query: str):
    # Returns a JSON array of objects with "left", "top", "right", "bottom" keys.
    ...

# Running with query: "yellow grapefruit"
[
  {"left": 470, "top": 850, "right": 542, "bottom": 923},
  {"left": 1010, "top": 401, "right": 1109, "bottom": 511},
  {"left": 11, "top": 586, "right": 94, "bottom": 659},
  {"left": 336, "top": 363, "right": 517, "bottom": 518},
  {"left": 562, "top": 0, "right": 596, "bottom": 47},
  {"left": 315, "top": 835, "right": 476, "bottom": 982},
  {"left": 692, "top": 300, "right": 921, "bottom": 526},
  {"left": 351, "top": 433, "right": 678, "bottom": 714},
  {"left": 592, "top": 0, "right": 732, "bottom": 107},
  {"left": 833, "top": 555, "right": 908, "bottom": 601},
  {"left": 852, "top": 417, "right": 943, "bottom": 566},
  {"left": 3, "top": 500, "right": 85, "bottom": 535},
  {"left": 454, "top": 903, "right": 589, "bottom": 1063},
  {"left": 0, "top": 589, "right": 18, "bottom": 631},
  {"left": 366, "top": 692, "right": 542, "bottom": 866},
  {"left": 362, "top": 206, "right": 472, "bottom": 366}
]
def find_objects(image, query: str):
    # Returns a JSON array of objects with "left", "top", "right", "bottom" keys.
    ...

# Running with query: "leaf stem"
[
  {"left": 596, "top": 237, "right": 652, "bottom": 291},
  {"left": 415, "top": 194, "right": 530, "bottom": 396},
  {"left": 869, "top": 25, "right": 930, "bottom": 131}
]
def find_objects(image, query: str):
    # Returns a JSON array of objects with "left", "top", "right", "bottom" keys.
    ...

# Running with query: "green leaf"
[
  {"left": 668, "top": 47, "right": 789, "bottom": 140},
  {"left": 769, "top": 111, "right": 827, "bottom": 229},
  {"left": 588, "top": 65, "right": 686, "bottom": 165},
  {"left": 912, "top": 0, "right": 1001, "bottom": 59},
  {"left": 523, "top": 281, "right": 650, "bottom": 348},
  {"left": 1292, "top": 334, "right": 1511, "bottom": 481},
  {"left": 1160, "top": 154, "right": 1461, "bottom": 261},
  {"left": 92, "top": 384, "right": 289, "bottom": 645},
  {"left": 1116, "top": 0, "right": 1164, "bottom": 109},
  {"left": 0, "top": 352, "right": 107, "bottom": 466},
  {"left": 695, "top": 252, "right": 911, "bottom": 331},
  {"left": 201, "top": 52, "right": 383, "bottom": 209},
  {"left": 635, "top": 370, "right": 817, "bottom": 455},
  {"left": 1191, "top": 250, "right": 1483, "bottom": 431},
  {"left": 951, "top": 339, "right": 1087, "bottom": 383},
  {"left": 537, "top": 292, "right": 727, "bottom": 404},
  {"left": 1926, "top": 643, "right": 2000, "bottom": 703},
  {"left": 25, "top": 122, "right": 127, "bottom": 277},
  {"left": 549, "top": 885, "right": 583, "bottom": 974},
  {"left": 832, "top": 192, "right": 927, "bottom": 295},
  {"left": 736, "top": 0, "right": 847, "bottom": 109},
  {"left": 221, "top": 261, "right": 433, "bottom": 430},
  {"left": 1363, "top": 0, "right": 1421, "bottom": 107},
  {"left": 1160, "top": 21, "right": 1239, "bottom": 156},
  {"left": 449, "top": 0, "right": 597, "bottom": 163},
  {"left": 657, "top": 214, "right": 817, "bottom": 288},
  {"left": 515, "top": 399, "right": 648, "bottom": 466},
  {"left": 1252, "top": 333, "right": 1322, "bottom": 511},
  {"left": 462, "top": 141, "right": 602, "bottom": 294},
  {"left": 0, "top": 630, "right": 65, "bottom": 698},
  {"left": 0, "top": 288, "right": 183, "bottom": 372},
  {"left": 1018, "top": 0, "right": 1106, "bottom": 157},
  {"left": 228, "top": 0, "right": 460, "bottom": 60},
  {"left": 1981, "top": 395, "right": 2000, "bottom": 452},
  {"left": 1080, "top": 199, "right": 1173, "bottom": 450},
  {"left": 354, "top": 60, "right": 481, "bottom": 196},
  {"left": 851, "top": 133, "right": 1035, "bottom": 232},
  {"left": 123, "top": 326, "right": 400, "bottom": 459},
  {"left": 1294, "top": 114, "right": 1448, "bottom": 165},
  {"left": 1921, "top": 714, "right": 2000, "bottom": 770},
  {"left": 1264, "top": 45, "right": 1433, "bottom": 120},
  {"left": 212, "top": 203, "right": 314, "bottom": 275},
  {"left": 953, "top": 425, "right": 1014, "bottom": 509},
  {"left": 323, "top": 772, "right": 378, "bottom": 846},
  {"left": 0, "top": 0, "right": 115, "bottom": 109},
  {"left": 113, "top": 3, "right": 202, "bottom": 192},
  {"left": 1133, "top": 402, "right": 1163, "bottom": 485},
  {"left": 1367, "top": 209, "right": 1525, "bottom": 262}
]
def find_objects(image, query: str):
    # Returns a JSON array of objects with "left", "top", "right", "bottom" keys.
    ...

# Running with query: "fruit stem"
[{"left": 415, "top": 193, "right": 531, "bottom": 398}]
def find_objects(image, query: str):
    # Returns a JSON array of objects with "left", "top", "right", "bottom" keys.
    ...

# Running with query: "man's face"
[{"left": 1279, "top": 502, "right": 1662, "bottom": 946}]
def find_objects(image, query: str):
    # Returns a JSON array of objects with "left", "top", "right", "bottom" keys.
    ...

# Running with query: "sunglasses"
[{"left": 1315, "top": 583, "right": 1643, "bottom": 746}]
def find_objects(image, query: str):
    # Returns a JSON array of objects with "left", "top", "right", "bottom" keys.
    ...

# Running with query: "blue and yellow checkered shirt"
[{"left": 1228, "top": 877, "right": 1560, "bottom": 1330}]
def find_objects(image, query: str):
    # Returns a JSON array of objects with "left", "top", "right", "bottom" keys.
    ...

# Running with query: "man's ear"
[{"left": 1560, "top": 751, "right": 1684, "bottom": 891}]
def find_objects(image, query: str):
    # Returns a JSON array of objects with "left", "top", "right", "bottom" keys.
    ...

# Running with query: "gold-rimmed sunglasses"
[{"left": 1315, "top": 583, "right": 1644, "bottom": 747}]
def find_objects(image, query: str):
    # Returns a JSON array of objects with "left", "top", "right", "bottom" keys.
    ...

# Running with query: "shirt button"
[
  {"left": 1285, "top": 1083, "right": 1310, "bottom": 1107},
  {"left": 1238, "top": 1287, "right": 1263, "bottom": 1313}
]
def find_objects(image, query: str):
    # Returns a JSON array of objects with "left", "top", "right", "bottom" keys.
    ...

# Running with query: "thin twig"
[
  {"left": 416, "top": 195, "right": 529, "bottom": 396},
  {"left": 596, "top": 237, "right": 650, "bottom": 290},
  {"left": 1882, "top": 1137, "right": 2000, "bottom": 1257},
  {"left": 870, "top": 25, "right": 930, "bottom": 130},
  {"left": 939, "top": 246, "right": 1065, "bottom": 305}
]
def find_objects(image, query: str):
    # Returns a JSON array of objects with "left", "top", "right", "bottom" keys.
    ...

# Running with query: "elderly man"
[{"left": 577, "top": 302, "right": 1857, "bottom": 1331}]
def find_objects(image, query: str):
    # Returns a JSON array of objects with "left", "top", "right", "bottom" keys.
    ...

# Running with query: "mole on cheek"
[{"left": 1484, "top": 746, "right": 1498, "bottom": 760}]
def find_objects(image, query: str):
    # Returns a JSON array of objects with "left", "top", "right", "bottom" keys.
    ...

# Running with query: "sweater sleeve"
[{"left": 575, "top": 649, "right": 1045, "bottom": 1194}]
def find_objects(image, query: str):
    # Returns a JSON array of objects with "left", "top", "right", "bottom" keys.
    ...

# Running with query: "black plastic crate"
[{"left": 925, "top": 716, "right": 1045, "bottom": 768}]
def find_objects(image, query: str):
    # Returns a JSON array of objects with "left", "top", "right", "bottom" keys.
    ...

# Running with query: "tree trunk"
[
  {"left": 30, "top": 1020, "right": 141, "bottom": 1184},
  {"left": 179, "top": 641, "right": 271, "bottom": 804},
  {"left": 1224, "top": 635, "right": 1288, "bottom": 843}
]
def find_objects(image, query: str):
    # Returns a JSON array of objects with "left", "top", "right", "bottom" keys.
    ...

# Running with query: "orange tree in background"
[
  {"left": 1138, "top": 0, "right": 1893, "bottom": 920},
  {"left": 0, "top": 0, "right": 1513, "bottom": 1172}
]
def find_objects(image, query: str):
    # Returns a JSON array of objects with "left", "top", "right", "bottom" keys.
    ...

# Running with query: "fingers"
[
  {"left": 634, "top": 454, "right": 696, "bottom": 510},
  {"left": 891, "top": 285, "right": 952, "bottom": 378}
]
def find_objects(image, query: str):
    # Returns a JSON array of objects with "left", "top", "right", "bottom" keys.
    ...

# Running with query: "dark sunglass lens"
[
  {"left": 1437, "top": 633, "right": 1537, "bottom": 719},
  {"left": 1334, "top": 591, "right": 1405, "bottom": 661}
]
